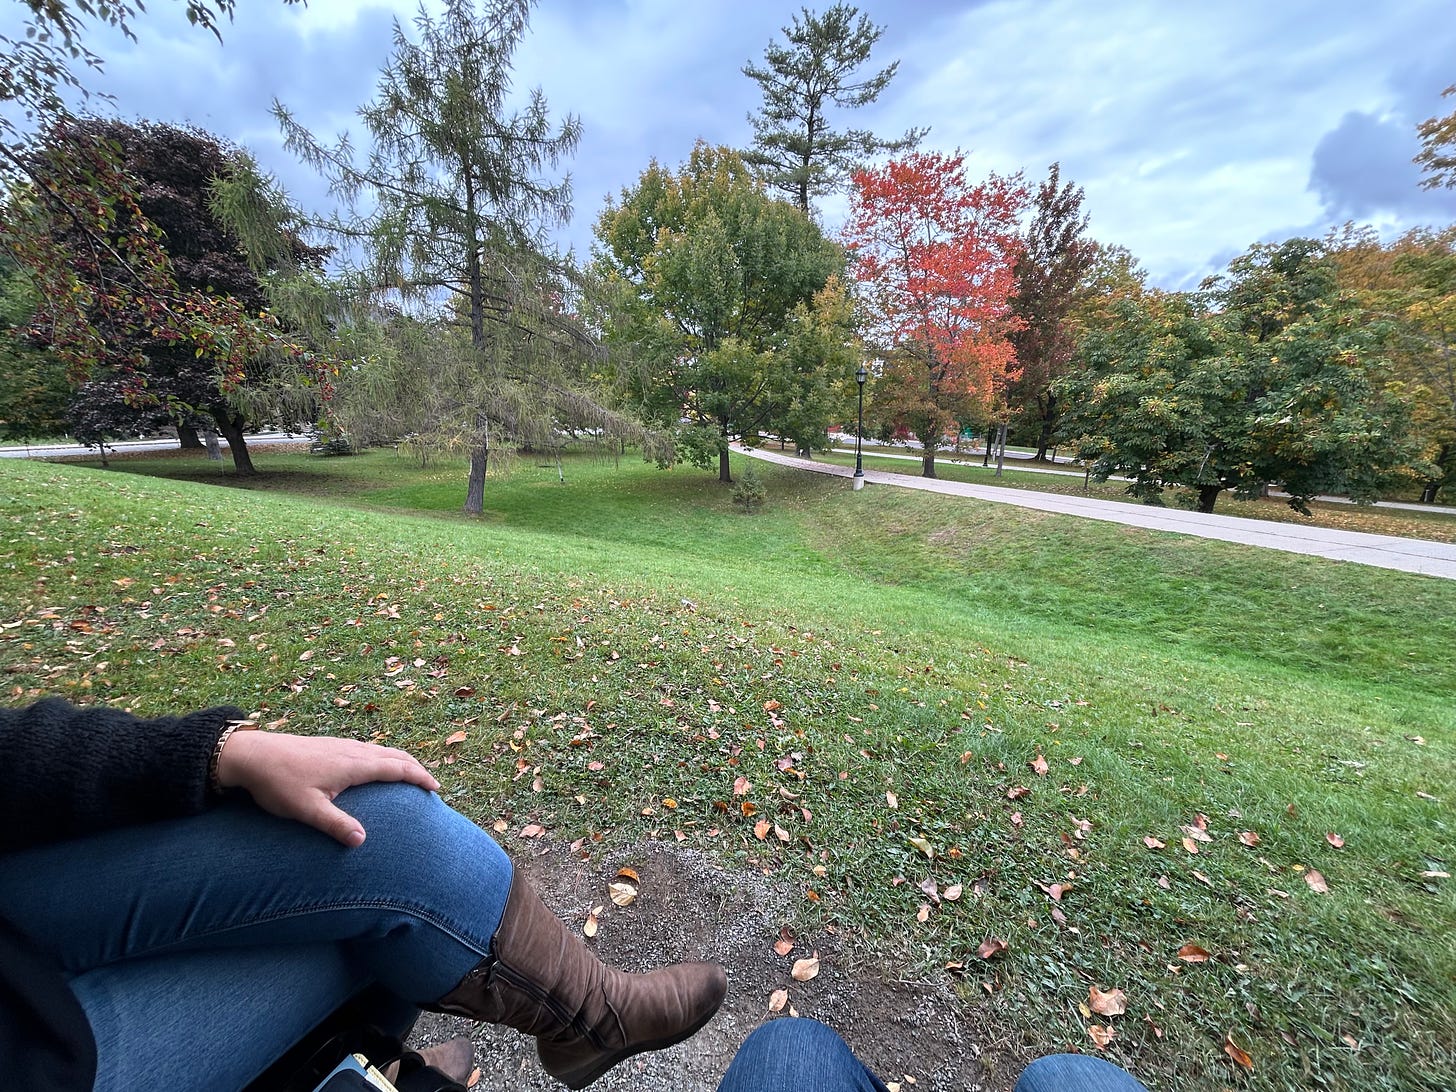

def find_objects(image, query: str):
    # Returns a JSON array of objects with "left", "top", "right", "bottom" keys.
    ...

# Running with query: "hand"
[{"left": 215, "top": 731, "right": 441, "bottom": 847}]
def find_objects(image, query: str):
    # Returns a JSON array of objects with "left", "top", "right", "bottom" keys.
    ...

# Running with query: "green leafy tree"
[
  {"left": 1007, "top": 163, "right": 1095, "bottom": 461},
  {"left": 768, "top": 277, "right": 860, "bottom": 455},
  {"left": 595, "top": 143, "right": 847, "bottom": 482},
  {"left": 741, "top": 3, "right": 924, "bottom": 215},
  {"left": 1060, "top": 240, "right": 1417, "bottom": 513},
  {"left": 274, "top": 0, "right": 636, "bottom": 513},
  {"left": 0, "top": 256, "right": 70, "bottom": 441},
  {"left": 1327, "top": 224, "right": 1456, "bottom": 501},
  {"left": 1416, "top": 84, "right": 1456, "bottom": 190}
]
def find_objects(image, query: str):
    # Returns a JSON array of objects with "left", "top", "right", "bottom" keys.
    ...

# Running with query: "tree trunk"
[
  {"left": 1196, "top": 484, "right": 1221, "bottom": 513},
  {"left": 921, "top": 449, "right": 937, "bottom": 478},
  {"left": 212, "top": 411, "right": 254, "bottom": 475},
  {"left": 464, "top": 417, "right": 489, "bottom": 514},
  {"left": 719, "top": 443, "right": 733, "bottom": 484},
  {"left": 1420, "top": 481, "right": 1439, "bottom": 504},
  {"left": 177, "top": 424, "right": 204, "bottom": 450},
  {"left": 1034, "top": 391, "right": 1057, "bottom": 462}
]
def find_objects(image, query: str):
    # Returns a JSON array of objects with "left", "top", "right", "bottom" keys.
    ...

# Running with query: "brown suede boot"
[
  {"left": 381, "top": 1037, "right": 475, "bottom": 1086},
  {"left": 430, "top": 877, "right": 727, "bottom": 1090}
]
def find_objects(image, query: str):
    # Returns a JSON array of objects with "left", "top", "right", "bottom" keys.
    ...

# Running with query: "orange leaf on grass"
[
  {"left": 977, "top": 937, "right": 1008, "bottom": 960},
  {"left": 1224, "top": 1033, "right": 1254, "bottom": 1070},
  {"left": 1177, "top": 943, "right": 1212, "bottom": 963},
  {"left": 1305, "top": 869, "right": 1330, "bottom": 893},
  {"left": 1325, "top": 832, "right": 1345, "bottom": 848},
  {"left": 1031, "top": 754, "right": 1049, "bottom": 776},
  {"left": 1087, "top": 1025, "right": 1116, "bottom": 1050},
  {"left": 1089, "top": 986, "right": 1127, "bottom": 1017}
]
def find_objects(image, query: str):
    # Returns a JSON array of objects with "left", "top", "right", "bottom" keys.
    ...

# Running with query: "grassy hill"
[{"left": 3, "top": 450, "right": 1452, "bottom": 1091}]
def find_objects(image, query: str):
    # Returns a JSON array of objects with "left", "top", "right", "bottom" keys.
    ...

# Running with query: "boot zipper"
[{"left": 495, "top": 961, "right": 609, "bottom": 1050}]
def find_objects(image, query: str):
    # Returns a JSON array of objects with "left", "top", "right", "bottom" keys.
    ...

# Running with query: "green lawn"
[{"left": 2, "top": 449, "right": 1452, "bottom": 1091}]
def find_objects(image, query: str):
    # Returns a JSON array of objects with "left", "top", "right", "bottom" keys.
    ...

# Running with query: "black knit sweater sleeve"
[{"left": 0, "top": 697, "right": 246, "bottom": 853}]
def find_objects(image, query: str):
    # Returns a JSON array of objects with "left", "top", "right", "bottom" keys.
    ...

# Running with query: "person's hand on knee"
[{"left": 215, "top": 732, "right": 440, "bottom": 846}]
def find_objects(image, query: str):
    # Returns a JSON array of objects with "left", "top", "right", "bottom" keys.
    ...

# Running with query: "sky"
[{"left": 6, "top": 0, "right": 1456, "bottom": 290}]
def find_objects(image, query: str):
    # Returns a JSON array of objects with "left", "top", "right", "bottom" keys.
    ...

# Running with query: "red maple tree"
[{"left": 843, "top": 151, "right": 1027, "bottom": 477}]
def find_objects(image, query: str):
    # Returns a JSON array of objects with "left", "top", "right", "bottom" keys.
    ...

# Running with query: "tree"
[
  {"left": 1059, "top": 241, "right": 1417, "bottom": 513},
  {"left": 12, "top": 119, "right": 322, "bottom": 473},
  {"left": 1327, "top": 224, "right": 1456, "bottom": 502},
  {"left": 741, "top": 3, "right": 924, "bottom": 215},
  {"left": 843, "top": 151, "right": 1027, "bottom": 478},
  {"left": 0, "top": 255, "right": 70, "bottom": 441},
  {"left": 275, "top": 0, "right": 634, "bottom": 513},
  {"left": 1007, "top": 163, "right": 1095, "bottom": 461},
  {"left": 1416, "top": 85, "right": 1456, "bottom": 190},
  {"left": 595, "top": 144, "right": 848, "bottom": 482}
]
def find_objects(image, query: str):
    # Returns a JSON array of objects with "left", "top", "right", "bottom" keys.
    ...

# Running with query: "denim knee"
[
  {"left": 718, "top": 1018, "right": 887, "bottom": 1092},
  {"left": 1014, "top": 1053, "right": 1151, "bottom": 1092}
]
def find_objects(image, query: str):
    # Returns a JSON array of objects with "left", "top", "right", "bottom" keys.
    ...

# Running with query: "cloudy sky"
[{"left": 6, "top": 0, "right": 1456, "bottom": 289}]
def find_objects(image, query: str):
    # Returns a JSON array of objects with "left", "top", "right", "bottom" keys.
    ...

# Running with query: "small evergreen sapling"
[{"left": 732, "top": 468, "right": 767, "bottom": 513}]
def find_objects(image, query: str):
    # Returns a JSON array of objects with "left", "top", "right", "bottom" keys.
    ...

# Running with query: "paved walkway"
[{"left": 738, "top": 445, "right": 1456, "bottom": 581}]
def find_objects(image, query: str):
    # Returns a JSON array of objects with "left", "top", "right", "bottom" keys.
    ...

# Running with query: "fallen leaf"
[
  {"left": 1144, "top": 1014, "right": 1164, "bottom": 1040},
  {"left": 1304, "top": 869, "right": 1329, "bottom": 894},
  {"left": 1238, "top": 830, "right": 1260, "bottom": 846},
  {"left": 1031, "top": 754, "right": 1049, "bottom": 776},
  {"left": 943, "top": 884, "right": 963, "bottom": 902},
  {"left": 1010, "top": 811, "right": 1024, "bottom": 828},
  {"left": 1420, "top": 869, "right": 1450, "bottom": 879},
  {"left": 791, "top": 953, "right": 820, "bottom": 981},
  {"left": 608, "top": 881, "right": 638, "bottom": 907},
  {"left": 1181, "top": 825, "right": 1213, "bottom": 843},
  {"left": 918, "top": 877, "right": 941, "bottom": 904},
  {"left": 886, "top": 791, "right": 899, "bottom": 809},
  {"left": 445, "top": 730, "right": 468, "bottom": 746},
  {"left": 977, "top": 937, "right": 1008, "bottom": 960},
  {"left": 754, "top": 819, "right": 771, "bottom": 840},
  {"left": 1177, "top": 943, "right": 1212, "bottom": 963},
  {"left": 1051, "top": 906, "right": 1068, "bottom": 927},
  {"left": 1340, "top": 1033, "right": 1360, "bottom": 1050},
  {"left": 907, "top": 835, "right": 934, "bottom": 859},
  {"left": 467, "top": 1067, "right": 481, "bottom": 1088},
  {"left": 519, "top": 823, "right": 545, "bottom": 838},
  {"left": 1087, "top": 1025, "right": 1116, "bottom": 1050},
  {"left": 1069, "top": 756, "right": 1083, "bottom": 766},
  {"left": 1089, "top": 986, "right": 1127, "bottom": 1017},
  {"left": 740, "top": 801, "right": 757, "bottom": 817},
  {"left": 1325, "top": 832, "right": 1345, "bottom": 848},
  {"left": 1047, "top": 883, "right": 1069, "bottom": 902},
  {"left": 1224, "top": 1033, "right": 1254, "bottom": 1071},
  {"left": 1193, "top": 813, "right": 1209, "bottom": 830},
  {"left": 617, "top": 867, "right": 640, "bottom": 883},
  {"left": 1007, "top": 785, "right": 1031, "bottom": 800},
  {"left": 1143, "top": 836, "right": 1165, "bottom": 849},
  {"left": 768, "top": 988, "right": 788, "bottom": 1012},
  {"left": 733, "top": 776, "right": 752, "bottom": 796},
  {"left": 583, "top": 910, "right": 599, "bottom": 938},
  {"left": 1181, "top": 837, "right": 1200, "bottom": 854},
  {"left": 916, "top": 903, "right": 931, "bottom": 923},
  {"left": 1191, "top": 870, "right": 1213, "bottom": 887},
  {"left": 773, "top": 927, "right": 794, "bottom": 957}
]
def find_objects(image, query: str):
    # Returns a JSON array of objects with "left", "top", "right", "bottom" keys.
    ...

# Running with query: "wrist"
[{"left": 211, "top": 720, "right": 258, "bottom": 793}]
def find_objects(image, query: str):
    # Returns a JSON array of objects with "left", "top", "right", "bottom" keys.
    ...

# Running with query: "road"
[
  {"left": 739, "top": 445, "right": 1456, "bottom": 581},
  {"left": 0, "top": 431, "right": 308, "bottom": 459}
]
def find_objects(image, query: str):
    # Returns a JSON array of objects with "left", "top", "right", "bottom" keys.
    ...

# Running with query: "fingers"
[
  {"left": 310, "top": 797, "right": 367, "bottom": 848},
  {"left": 347, "top": 751, "right": 441, "bottom": 794}
]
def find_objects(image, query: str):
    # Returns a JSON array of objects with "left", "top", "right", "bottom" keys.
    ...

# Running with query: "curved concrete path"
[{"left": 737, "top": 445, "right": 1456, "bottom": 581}]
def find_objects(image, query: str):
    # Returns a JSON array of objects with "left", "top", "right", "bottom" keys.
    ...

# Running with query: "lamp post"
[{"left": 854, "top": 364, "right": 867, "bottom": 487}]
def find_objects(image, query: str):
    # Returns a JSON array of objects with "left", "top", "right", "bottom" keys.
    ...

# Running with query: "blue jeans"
[
  {"left": 717, "top": 1019, "right": 1151, "bottom": 1092},
  {"left": 0, "top": 783, "right": 512, "bottom": 1092}
]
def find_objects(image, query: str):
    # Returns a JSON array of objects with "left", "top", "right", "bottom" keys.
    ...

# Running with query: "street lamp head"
[{"left": 856, "top": 364, "right": 867, "bottom": 386}]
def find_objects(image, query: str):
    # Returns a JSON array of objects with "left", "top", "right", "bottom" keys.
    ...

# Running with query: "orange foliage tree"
[{"left": 843, "top": 151, "right": 1027, "bottom": 477}]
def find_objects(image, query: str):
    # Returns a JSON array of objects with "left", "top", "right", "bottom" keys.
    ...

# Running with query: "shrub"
[{"left": 732, "top": 467, "right": 766, "bottom": 513}]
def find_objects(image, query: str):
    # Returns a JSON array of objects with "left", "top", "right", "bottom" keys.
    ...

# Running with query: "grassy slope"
[{"left": 2, "top": 451, "right": 1452, "bottom": 1092}]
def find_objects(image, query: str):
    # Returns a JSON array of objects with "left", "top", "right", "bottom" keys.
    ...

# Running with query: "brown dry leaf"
[
  {"left": 445, "top": 730, "right": 468, "bottom": 746},
  {"left": 1326, "top": 832, "right": 1345, "bottom": 848},
  {"left": 740, "top": 801, "right": 758, "bottom": 818},
  {"left": 916, "top": 903, "right": 931, "bottom": 923},
  {"left": 886, "top": 791, "right": 899, "bottom": 809},
  {"left": 1031, "top": 754, "right": 1049, "bottom": 777},
  {"left": 1224, "top": 1033, "right": 1254, "bottom": 1071},
  {"left": 1305, "top": 869, "right": 1330, "bottom": 894},
  {"left": 1191, "top": 870, "right": 1213, "bottom": 888},
  {"left": 774, "top": 823, "right": 790, "bottom": 842},
  {"left": 1156, "top": 875, "right": 1171, "bottom": 890},
  {"left": 918, "top": 877, "right": 941, "bottom": 904},
  {"left": 1070, "top": 756, "right": 1083, "bottom": 766},
  {"left": 1181, "top": 825, "right": 1213, "bottom": 843},
  {"left": 1087, "top": 1025, "right": 1116, "bottom": 1050},
  {"left": 1048, "top": 883, "right": 1069, "bottom": 902},
  {"left": 1089, "top": 986, "right": 1128, "bottom": 1017},
  {"left": 1238, "top": 830, "right": 1260, "bottom": 846},
  {"left": 943, "top": 884, "right": 963, "bottom": 902},
  {"left": 1178, "top": 943, "right": 1212, "bottom": 963},
  {"left": 583, "top": 909, "right": 599, "bottom": 938},
  {"left": 791, "top": 953, "right": 820, "bottom": 981},
  {"left": 519, "top": 823, "right": 545, "bottom": 838},
  {"left": 1050, "top": 906, "right": 1068, "bottom": 927},
  {"left": 1143, "top": 836, "right": 1165, "bottom": 849},
  {"left": 768, "top": 988, "right": 788, "bottom": 1013},
  {"left": 1010, "top": 811, "right": 1024, "bottom": 828},
  {"left": 763, "top": 699, "right": 782, "bottom": 712},
  {"left": 1193, "top": 813, "right": 1209, "bottom": 830},
  {"left": 1007, "top": 785, "right": 1031, "bottom": 800},
  {"left": 907, "top": 835, "right": 934, "bottom": 859},
  {"left": 732, "top": 776, "right": 752, "bottom": 796},
  {"left": 608, "top": 881, "right": 638, "bottom": 907},
  {"left": 467, "top": 1067, "right": 481, "bottom": 1088},
  {"left": 587, "top": 760, "right": 604, "bottom": 772},
  {"left": 492, "top": 818, "right": 509, "bottom": 833},
  {"left": 754, "top": 819, "right": 771, "bottom": 840},
  {"left": 617, "top": 867, "right": 639, "bottom": 883},
  {"left": 1181, "top": 837, "right": 1200, "bottom": 854},
  {"left": 773, "top": 927, "right": 795, "bottom": 957},
  {"left": 1144, "top": 1014, "right": 1164, "bottom": 1040},
  {"left": 977, "top": 937, "right": 1008, "bottom": 960}
]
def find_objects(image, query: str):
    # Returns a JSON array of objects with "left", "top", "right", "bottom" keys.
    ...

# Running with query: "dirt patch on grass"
[{"left": 410, "top": 839, "right": 1020, "bottom": 1091}]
